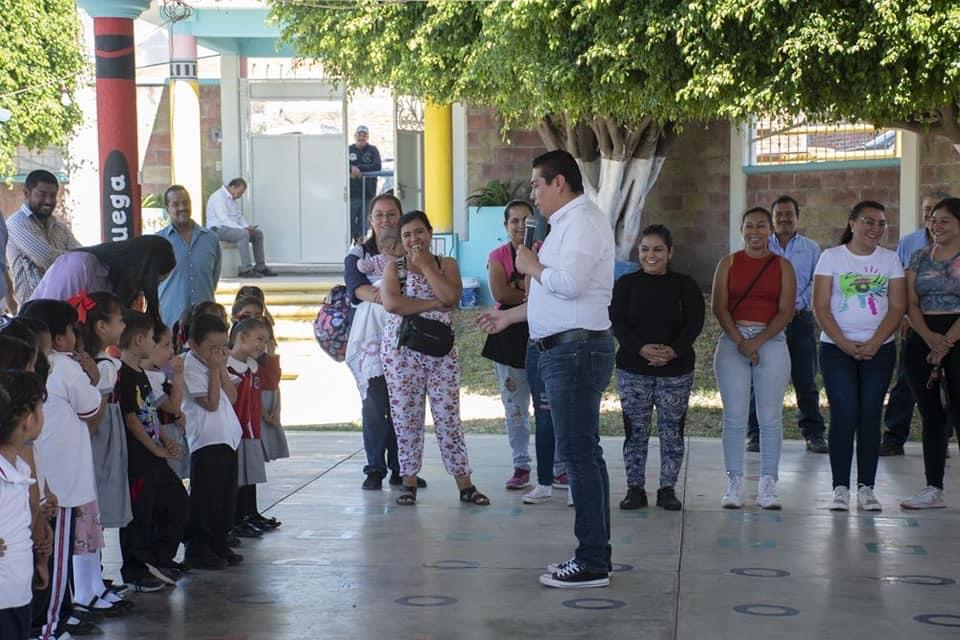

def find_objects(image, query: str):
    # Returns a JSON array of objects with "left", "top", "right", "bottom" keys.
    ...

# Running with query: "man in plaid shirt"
[{"left": 5, "top": 169, "right": 79, "bottom": 304}]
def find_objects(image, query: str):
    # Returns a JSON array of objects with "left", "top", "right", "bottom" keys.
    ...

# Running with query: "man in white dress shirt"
[
  {"left": 479, "top": 150, "right": 616, "bottom": 589},
  {"left": 205, "top": 177, "right": 276, "bottom": 278}
]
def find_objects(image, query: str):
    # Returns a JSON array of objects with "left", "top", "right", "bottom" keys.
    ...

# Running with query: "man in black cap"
[{"left": 348, "top": 125, "right": 382, "bottom": 244}]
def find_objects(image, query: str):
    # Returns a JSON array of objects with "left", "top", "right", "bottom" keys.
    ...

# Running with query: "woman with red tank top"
[{"left": 711, "top": 207, "right": 797, "bottom": 510}]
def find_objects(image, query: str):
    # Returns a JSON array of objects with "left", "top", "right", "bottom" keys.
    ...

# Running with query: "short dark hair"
[
  {"left": 227, "top": 177, "right": 247, "bottom": 189},
  {"left": 153, "top": 317, "right": 170, "bottom": 344},
  {"left": 25, "top": 170, "right": 59, "bottom": 190},
  {"left": 771, "top": 195, "right": 800, "bottom": 217},
  {"left": 119, "top": 310, "right": 155, "bottom": 350},
  {"left": 235, "top": 286, "right": 266, "bottom": 303},
  {"left": 0, "top": 370, "right": 47, "bottom": 445},
  {"left": 532, "top": 150, "right": 584, "bottom": 194},
  {"left": 503, "top": 199, "right": 535, "bottom": 224},
  {"left": 741, "top": 206, "right": 773, "bottom": 227},
  {"left": 399, "top": 210, "right": 433, "bottom": 233},
  {"left": 190, "top": 314, "right": 228, "bottom": 345},
  {"left": 18, "top": 299, "right": 78, "bottom": 340},
  {"left": 164, "top": 184, "right": 189, "bottom": 206},
  {"left": 0, "top": 336, "right": 36, "bottom": 370},
  {"left": 2, "top": 317, "right": 50, "bottom": 383},
  {"left": 641, "top": 224, "right": 673, "bottom": 251}
]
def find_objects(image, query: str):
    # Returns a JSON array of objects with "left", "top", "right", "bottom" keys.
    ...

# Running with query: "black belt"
[{"left": 534, "top": 328, "right": 611, "bottom": 352}]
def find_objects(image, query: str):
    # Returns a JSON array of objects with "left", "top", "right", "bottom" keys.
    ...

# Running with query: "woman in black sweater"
[{"left": 611, "top": 225, "right": 705, "bottom": 510}]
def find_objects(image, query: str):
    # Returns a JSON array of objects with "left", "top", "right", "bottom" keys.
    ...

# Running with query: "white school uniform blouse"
[
  {"left": 0, "top": 455, "right": 35, "bottom": 608},
  {"left": 34, "top": 351, "right": 101, "bottom": 507},
  {"left": 181, "top": 352, "right": 242, "bottom": 453}
]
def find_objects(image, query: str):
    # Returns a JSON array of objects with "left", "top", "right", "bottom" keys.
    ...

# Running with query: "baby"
[{"left": 356, "top": 229, "right": 403, "bottom": 280}]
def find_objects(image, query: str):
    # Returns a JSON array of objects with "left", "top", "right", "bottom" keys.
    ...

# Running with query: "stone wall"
[{"left": 466, "top": 107, "right": 546, "bottom": 196}]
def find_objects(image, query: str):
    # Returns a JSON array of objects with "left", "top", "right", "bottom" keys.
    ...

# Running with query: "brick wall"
[
  {"left": 920, "top": 131, "right": 960, "bottom": 199},
  {"left": 466, "top": 107, "right": 546, "bottom": 195},
  {"left": 747, "top": 166, "right": 901, "bottom": 251},
  {"left": 645, "top": 122, "right": 731, "bottom": 288}
]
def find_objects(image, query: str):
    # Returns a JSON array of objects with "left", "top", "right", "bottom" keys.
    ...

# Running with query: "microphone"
[{"left": 523, "top": 218, "right": 537, "bottom": 249}]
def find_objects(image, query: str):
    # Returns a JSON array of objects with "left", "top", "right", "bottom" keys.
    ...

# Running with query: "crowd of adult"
[{"left": 2, "top": 152, "right": 958, "bottom": 605}]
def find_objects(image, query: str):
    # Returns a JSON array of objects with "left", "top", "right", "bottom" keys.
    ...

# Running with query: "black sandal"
[
  {"left": 396, "top": 486, "right": 418, "bottom": 505},
  {"left": 459, "top": 485, "right": 490, "bottom": 506}
]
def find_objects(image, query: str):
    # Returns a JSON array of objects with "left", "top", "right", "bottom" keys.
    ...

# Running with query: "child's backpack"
[{"left": 313, "top": 285, "right": 354, "bottom": 362}]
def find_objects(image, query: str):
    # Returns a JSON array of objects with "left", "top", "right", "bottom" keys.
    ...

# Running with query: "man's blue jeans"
[
  {"left": 538, "top": 334, "right": 615, "bottom": 573},
  {"left": 526, "top": 344, "right": 565, "bottom": 487},
  {"left": 820, "top": 341, "right": 896, "bottom": 488}
]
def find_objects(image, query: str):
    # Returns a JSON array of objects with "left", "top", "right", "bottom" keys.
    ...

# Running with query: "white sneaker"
[
  {"left": 567, "top": 486, "right": 574, "bottom": 507},
  {"left": 857, "top": 485, "right": 882, "bottom": 511},
  {"left": 721, "top": 474, "right": 743, "bottom": 508},
  {"left": 523, "top": 484, "right": 552, "bottom": 504},
  {"left": 900, "top": 486, "right": 946, "bottom": 510},
  {"left": 829, "top": 486, "right": 850, "bottom": 511},
  {"left": 757, "top": 475, "right": 781, "bottom": 510}
]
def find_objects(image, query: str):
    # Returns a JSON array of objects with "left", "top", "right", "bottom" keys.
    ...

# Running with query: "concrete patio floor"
[{"left": 97, "top": 433, "right": 960, "bottom": 639}]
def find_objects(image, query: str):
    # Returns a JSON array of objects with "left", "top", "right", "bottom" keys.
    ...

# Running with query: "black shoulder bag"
[
  {"left": 396, "top": 256, "right": 455, "bottom": 357},
  {"left": 730, "top": 255, "right": 778, "bottom": 314},
  {"left": 481, "top": 245, "right": 530, "bottom": 368}
]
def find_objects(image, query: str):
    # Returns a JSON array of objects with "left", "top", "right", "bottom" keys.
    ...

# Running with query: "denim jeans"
[
  {"left": 493, "top": 362, "right": 532, "bottom": 470},
  {"left": 748, "top": 310, "right": 825, "bottom": 440},
  {"left": 715, "top": 327, "right": 791, "bottom": 480},
  {"left": 361, "top": 376, "right": 399, "bottom": 476},
  {"left": 538, "top": 334, "right": 615, "bottom": 573},
  {"left": 526, "top": 344, "right": 565, "bottom": 486},
  {"left": 881, "top": 334, "right": 917, "bottom": 445},
  {"left": 820, "top": 341, "right": 896, "bottom": 488}
]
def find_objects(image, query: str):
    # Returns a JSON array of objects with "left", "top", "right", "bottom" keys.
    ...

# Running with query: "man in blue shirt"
[
  {"left": 157, "top": 185, "right": 222, "bottom": 328},
  {"left": 880, "top": 190, "right": 951, "bottom": 455},
  {"left": 747, "top": 195, "right": 828, "bottom": 453}
]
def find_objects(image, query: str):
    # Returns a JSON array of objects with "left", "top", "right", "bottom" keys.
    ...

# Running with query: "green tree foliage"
[
  {"left": 675, "top": 1, "right": 960, "bottom": 142},
  {"left": 0, "top": 0, "right": 86, "bottom": 177}
]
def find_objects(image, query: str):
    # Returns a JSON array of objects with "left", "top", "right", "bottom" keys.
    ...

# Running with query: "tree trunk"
[{"left": 538, "top": 114, "right": 673, "bottom": 260}]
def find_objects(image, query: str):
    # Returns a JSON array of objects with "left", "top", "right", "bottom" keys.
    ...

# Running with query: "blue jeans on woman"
[
  {"left": 538, "top": 334, "right": 616, "bottom": 574},
  {"left": 820, "top": 341, "right": 896, "bottom": 488},
  {"left": 526, "top": 344, "right": 565, "bottom": 487},
  {"left": 715, "top": 327, "right": 791, "bottom": 480}
]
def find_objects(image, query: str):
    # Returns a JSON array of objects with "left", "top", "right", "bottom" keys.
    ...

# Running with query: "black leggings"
[{"left": 904, "top": 314, "right": 960, "bottom": 488}]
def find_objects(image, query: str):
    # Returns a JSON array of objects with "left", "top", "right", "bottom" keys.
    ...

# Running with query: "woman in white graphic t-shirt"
[{"left": 813, "top": 200, "right": 905, "bottom": 513}]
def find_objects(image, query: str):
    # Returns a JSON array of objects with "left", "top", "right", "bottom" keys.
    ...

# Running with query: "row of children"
[{"left": 0, "top": 286, "right": 288, "bottom": 640}]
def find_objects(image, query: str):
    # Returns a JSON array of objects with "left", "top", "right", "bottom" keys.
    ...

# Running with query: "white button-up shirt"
[
  {"left": 205, "top": 186, "right": 247, "bottom": 230},
  {"left": 182, "top": 352, "right": 242, "bottom": 453},
  {"left": 527, "top": 194, "right": 615, "bottom": 340},
  {"left": 0, "top": 454, "right": 35, "bottom": 608}
]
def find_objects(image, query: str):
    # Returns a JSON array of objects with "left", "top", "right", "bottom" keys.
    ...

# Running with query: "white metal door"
[
  {"left": 251, "top": 135, "right": 301, "bottom": 263},
  {"left": 299, "top": 135, "right": 347, "bottom": 262},
  {"left": 395, "top": 129, "right": 424, "bottom": 213}
]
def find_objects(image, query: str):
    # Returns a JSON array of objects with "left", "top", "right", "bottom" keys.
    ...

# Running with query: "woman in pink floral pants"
[{"left": 380, "top": 211, "right": 490, "bottom": 507}]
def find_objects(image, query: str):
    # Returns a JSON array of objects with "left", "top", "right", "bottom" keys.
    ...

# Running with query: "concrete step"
[{"left": 216, "top": 292, "right": 328, "bottom": 307}]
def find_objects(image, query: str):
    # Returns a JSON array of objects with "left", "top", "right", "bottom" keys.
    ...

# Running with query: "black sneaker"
[
  {"left": 539, "top": 560, "right": 610, "bottom": 589},
  {"left": 805, "top": 434, "right": 829, "bottom": 454},
  {"left": 256, "top": 268, "right": 279, "bottom": 277},
  {"left": 878, "top": 441, "right": 905, "bottom": 456},
  {"left": 388, "top": 471, "right": 402, "bottom": 486},
  {"left": 129, "top": 575, "right": 167, "bottom": 592},
  {"left": 145, "top": 562, "right": 179, "bottom": 586},
  {"left": 746, "top": 438, "right": 760, "bottom": 453},
  {"left": 656, "top": 486, "right": 683, "bottom": 511},
  {"left": 218, "top": 550, "right": 244, "bottom": 566},
  {"left": 238, "top": 269, "right": 263, "bottom": 279},
  {"left": 233, "top": 521, "right": 263, "bottom": 538},
  {"left": 362, "top": 472, "right": 383, "bottom": 490},
  {"left": 619, "top": 487, "right": 648, "bottom": 510}
]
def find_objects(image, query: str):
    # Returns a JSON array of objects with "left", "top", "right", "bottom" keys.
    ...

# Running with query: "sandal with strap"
[
  {"left": 396, "top": 486, "right": 418, "bottom": 506},
  {"left": 459, "top": 485, "right": 491, "bottom": 506}
]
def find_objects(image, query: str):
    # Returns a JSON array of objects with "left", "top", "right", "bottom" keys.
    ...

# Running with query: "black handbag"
[
  {"left": 398, "top": 314, "right": 455, "bottom": 357},
  {"left": 396, "top": 255, "right": 455, "bottom": 357}
]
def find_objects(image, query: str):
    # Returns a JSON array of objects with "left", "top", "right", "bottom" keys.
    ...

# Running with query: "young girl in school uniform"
[
  {"left": 0, "top": 371, "right": 46, "bottom": 640},
  {"left": 233, "top": 289, "right": 289, "bottom": 487},
  {"left": 73, "top": 291, "right": 134, "bottom": 616}
]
